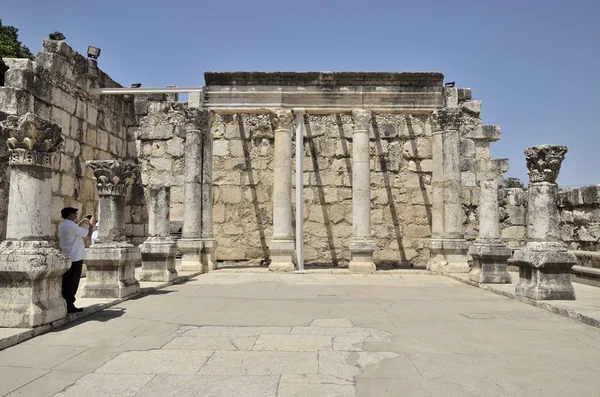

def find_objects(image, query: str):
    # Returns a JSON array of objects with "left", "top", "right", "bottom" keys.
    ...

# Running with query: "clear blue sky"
[{"left": 2, "top": 0, "right": 599, "bottom": 187}]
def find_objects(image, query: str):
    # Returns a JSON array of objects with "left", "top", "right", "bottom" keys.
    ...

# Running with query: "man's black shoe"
[{"left": 67, "top": 306, "right": 83, "bottom": 313}]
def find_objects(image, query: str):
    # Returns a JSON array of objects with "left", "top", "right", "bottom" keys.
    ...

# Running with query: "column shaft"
[{"left": 442, "top": 129, "right": 464, "bottom": 239}]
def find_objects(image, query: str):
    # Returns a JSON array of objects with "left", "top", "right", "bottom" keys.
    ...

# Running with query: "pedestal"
[
  {"left": 140, "top": 237, "right": 178, "bottom": 282},
  {"left": 269, "top": 239, "right": 295, "bottom": 272},
  {"left": 177, "top": 238, "right": 204, "bottom": 272},
  {"left": 349, "top": 239, "right": 376, "bottom": 273},
  {"left": 427, "top": 238, "right": 469, "bottom": 273},
  {"left": 0, "top": 241, "right": 70, "bottom": 328},
  {"left": 468, "top": 240, "right": 512, "bottom": 283},
  {"left": 82, "top": 243, "right": 141, "bottom": 298},
  {"left": 513, "top": 242, "right": 576, "bottom": 300},
  {"left": 201, "top": 239, "right": 218, "bottom": 272}
]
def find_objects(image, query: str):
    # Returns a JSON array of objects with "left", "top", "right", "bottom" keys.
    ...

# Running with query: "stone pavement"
[{"left": 2, "top": 272, "right": 600, "bottom": 396}]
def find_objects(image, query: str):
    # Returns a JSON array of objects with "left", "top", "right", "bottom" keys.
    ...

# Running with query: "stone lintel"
[{"left": 464, "top": 124, "right": 501, "bottom": 142}]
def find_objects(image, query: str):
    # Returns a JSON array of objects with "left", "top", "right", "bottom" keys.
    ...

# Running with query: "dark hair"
[{"left": 61, "top": 207, "right": 78, "bottom": 219}]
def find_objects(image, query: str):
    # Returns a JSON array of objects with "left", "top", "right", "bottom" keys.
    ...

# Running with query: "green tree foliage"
[
  {"left": 0, "top": 19, "right": 34, "bottom": 86},
  {"left": 504, "top": 177, "right": 526, "bottom": 189}
]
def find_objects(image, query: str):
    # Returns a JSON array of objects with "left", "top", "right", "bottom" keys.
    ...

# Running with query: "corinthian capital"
[
  {"left": 0, "top": 113, "right": 63, "bottom": 167},
  {"left": 87, "top": 160, "right": 139, "bottom": 196},
  {"left": 524, "top": 144, "right": 568, "bottom": 184},
  {"left": 352, "top": 109, "right": 372, "bottom": 131},
  {"left": 271, "top": 109, "right": 294, "bottom": 130},
  {"left": 432, "top": 107, "right": 461, "bottom": 131}
]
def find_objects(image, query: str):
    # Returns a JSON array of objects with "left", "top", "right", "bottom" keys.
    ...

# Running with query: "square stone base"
[
  {"left": 513, "top": 242, "right": 577, "bottom": 300},
  {"left": 269, "top": 239, "right": 295, "bottom": 272},
  {"left": 349, "top": 239, "right": 376, "bottom": 274},
  {"left": 201, "top": 239, "right": 218, "bottom": 272},
  {"left": 83, "top": 244, "right": 141, "bottom": 299},
  {"left": 0, "top": 241, "right": 70, "bottom": 328},
  {"left": 468, "top": 241, "right": 512, "bottom": 284},
  {"left": 427, "top": 238, "right": 470, "bottom": 274},
  {"left": 140, "top": 238, "right": 178, "bottom": 282},
  {"left": 177, "top": 238, "right": 204, "bottom": 273}
]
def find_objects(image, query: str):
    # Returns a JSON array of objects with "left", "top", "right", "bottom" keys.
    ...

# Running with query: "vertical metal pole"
[{"left": 294, "top": 109, "right": 306, "bottom": 273}]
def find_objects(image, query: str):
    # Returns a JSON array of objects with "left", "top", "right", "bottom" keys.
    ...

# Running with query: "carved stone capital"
[
  {"left": 432, "top": 107, "right": 461, "bottom": 131},
  {"left": 0, "top": 113, "right": 63, "bottom": 167},
  {"left": 87, "top": 160, "right": 139, "bottom": 196},
  {"left": 524, "top": 144, "right": 568, "bottom": 184},
  {"left": 351, "top": 109, "right": 372, "bottom": 131},
  {"left": 271, "top": 109, "right": 293, "bottom": 130}
]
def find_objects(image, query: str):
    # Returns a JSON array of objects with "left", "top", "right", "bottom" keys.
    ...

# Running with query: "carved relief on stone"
[
  {"left": 0, "top": 113, "right": 63, "bottom": 167},
  {"left": 271, "top": 109, "right": 294, "bottom": 130},
  {"left": 431, "top": 107, "right": 461, "bottom": 131},
  {"left": 87, "top": 160, "right": 139, "bottom": 196},
  {"left": 351, "top": 109, "right": 372, "bottom": 131},
  {"left": 524, "top": 144, "right": 568, "bottom": 184}
]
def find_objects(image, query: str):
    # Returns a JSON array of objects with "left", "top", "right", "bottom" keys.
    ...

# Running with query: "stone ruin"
[{"left": 0, "top": 38, "right": 596, "bottom": 327}]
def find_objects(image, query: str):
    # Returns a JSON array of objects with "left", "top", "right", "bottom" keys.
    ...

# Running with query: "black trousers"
[{"left": 62, "top": 260, "right": 83, "bottom": 307}]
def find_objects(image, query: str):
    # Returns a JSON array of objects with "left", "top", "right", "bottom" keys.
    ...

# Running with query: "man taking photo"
[{"left": 58, "top": 207, "right": 95, "bottom": 313}]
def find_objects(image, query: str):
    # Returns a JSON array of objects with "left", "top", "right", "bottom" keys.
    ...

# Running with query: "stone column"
[
  {"left": 83, "top": 160, "right": 141, "bottom": 298},
  {"left": 140, "top": 185, "right": 178, "bottom": 282},
  {"left": 513, "top": 145, "right": 576, "bottom": 300},
  {"left": 177, "top": 129, "right": 204, "bottom": 272},
  {"left": 349, "top": 109, "right": 376, "bottom": 273},
  {"left": 427, "top": 108, "right": 469, "bottom": 273},
  {"left": 0, "top": 114, "right": 70, "bottom": 328},
  {"left": 468, "top": 180, "right": 512, "bottom": 283},
  {"left": 269, "top": 109, "right": 295, "bottom": 272},
  {"left": 200, "top": 111, "right": 217, "bottom": 272}
]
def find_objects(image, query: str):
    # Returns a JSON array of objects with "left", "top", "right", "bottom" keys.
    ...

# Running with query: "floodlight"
[
  {"left": 445, "top": 81, "right": 455, "bottom": 87},
  {"left": 131, "top": 83, "right": 142, "bottom": 88},
  {"left": 87, "top": 46, "right": 101, "bottom": 59},
  {"left": 48, "top": 32, "right": 66, "bottom": 41}
]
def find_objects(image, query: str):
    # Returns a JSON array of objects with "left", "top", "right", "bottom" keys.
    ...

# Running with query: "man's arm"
[{"left": 76, "top": 216, "right": 95, "bottom": 237}]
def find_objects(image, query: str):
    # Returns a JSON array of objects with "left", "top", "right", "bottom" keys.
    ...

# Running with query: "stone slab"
[
  {"left": 0, "top": 344, "right": 85, "bottom": 369},
  {"left": 0, "top": 366, "right": 49, "bottom": 396},
  {"left": 135, "top": 374, "right": 279, "bottom": 397},
  {"left": 253, "top": 335, "right": 332, "bottom": 351},
  {"left": 95, "top": 349, "right": 213, "bottom": 374},
  {"left": 5, "top": 370, "right": 85, "bottom": 397},
  {"left": 53, "top": 373, "right": 155, "bottom": 397},
  {"left": 162, "top": 336, "right": 257, "bottom": 350},
  {"left": 200, "top": 351, "right": 318, "bottom": 375}
]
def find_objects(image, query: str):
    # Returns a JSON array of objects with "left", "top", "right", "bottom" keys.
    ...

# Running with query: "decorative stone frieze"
[
  {"left": 0, "top": 114, "right": 70, "bottom": 328},
  {"left": 468, "top": 180, "right": 512, "bottom": 283},
  {"left": 269, "top": 109, "right": 295, "bottom": 272},
  {"left": 140, "top": 185, "right": 178, "bottom": 282},
  {"left": 349, "top": 109, "right": 376, "bottom": 273},
  {"left": 513, "top": 145, "right": 576, "bottom": 300},
  {"left": 83, "top": 160, "right": 141, "bottom": 299}
]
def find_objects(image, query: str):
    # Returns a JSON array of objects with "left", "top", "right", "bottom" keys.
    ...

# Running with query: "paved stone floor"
[{"left": 2, "top": 273, "right": 600, "bottom": 396}]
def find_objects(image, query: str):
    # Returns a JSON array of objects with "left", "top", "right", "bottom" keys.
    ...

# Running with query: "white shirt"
[{"left": 58, "top": 220, "right": 90, "bottom": 262}]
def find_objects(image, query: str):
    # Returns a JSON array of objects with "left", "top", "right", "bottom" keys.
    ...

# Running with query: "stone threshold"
[
  {"left": 214, "top": 266, "right": 430, "bottom": 275},
  {"left": 447, "top": 272, "right": 600, "bottom": 329},
  {"left": 0, "top": 269, "right": 202, "bottom": 351}
]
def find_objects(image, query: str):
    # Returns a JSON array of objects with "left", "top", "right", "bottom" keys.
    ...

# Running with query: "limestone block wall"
[
  {"left": 559, "top": 185, "right": 600, "bottom": 251},
  {"left": 0, "top": 39, "right": 140, "bottom": 242},
  {"left": 499, "top": 188, "right": 528, "bottom": 248}
]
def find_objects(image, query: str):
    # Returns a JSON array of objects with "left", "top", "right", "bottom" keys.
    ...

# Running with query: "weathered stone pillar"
[
  {"left": 178, "top": 129, "right": 204, "bottom": 272},
  {"left": 468, "top": 180, "right": 512, "bottom": 283},
  {"left": 0, "top": 114, "right": 70, "bottom": 328},
  {"left": 140, "top": 185, "right": 178, "bottom": 282},
  {"left": 269, "top": 109, "right": 295, "bottom": 272},
  {"left": 200, "top": 111, "right": 217, "bottom": 272},
  {"left": 83, "top": 160, "right": 141, "bottom": 298},
  {"left": 349, "top": 109, "right": 376, "bottom": 273},
  {"left": 427, "top": 108, "right": 469, "bottom": 273},
  {"left": 513, "top": 145, "right": 576, "bottom": 300}
]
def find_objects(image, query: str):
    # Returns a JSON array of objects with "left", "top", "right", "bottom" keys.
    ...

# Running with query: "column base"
[
  {"left": 349, "top": 238, "right": 376, "bottom": 273},
  {"left": 269, "top": 239, "right": 295, "bottom": 272},
  {"left": 201, "top": 238, "right": 218, "bottom": 272},
  {"left": 468, "top": 240, "right": 512, "bottom": 284},
  {"left": 177, "top": 238, "right": 204, "bottom": 273},
  {"left": 0, "top": 241, "right": 70, "bottom": 328},
  {"left": 513, "top": 242, "right": 576, "bottom": 300},
  {"left": 83, "top": 243, "right": 141, "bottom": 299},
  {"left": 139, "top": 237, "right": 178, "bottom": 282},
  {"left": 427, "top": 238, "right": 470, "bottom": 274}
]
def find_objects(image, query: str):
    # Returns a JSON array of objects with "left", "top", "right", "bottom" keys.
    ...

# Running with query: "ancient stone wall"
[
  {"left": 0, "top": 39, "right": 141, "bottom": 242},
  {"left": 499, "top": 188, "right": 528, "bottom": 248},
  {"left": 559, "top": 185, "right": 600, "bottom": 251}
]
